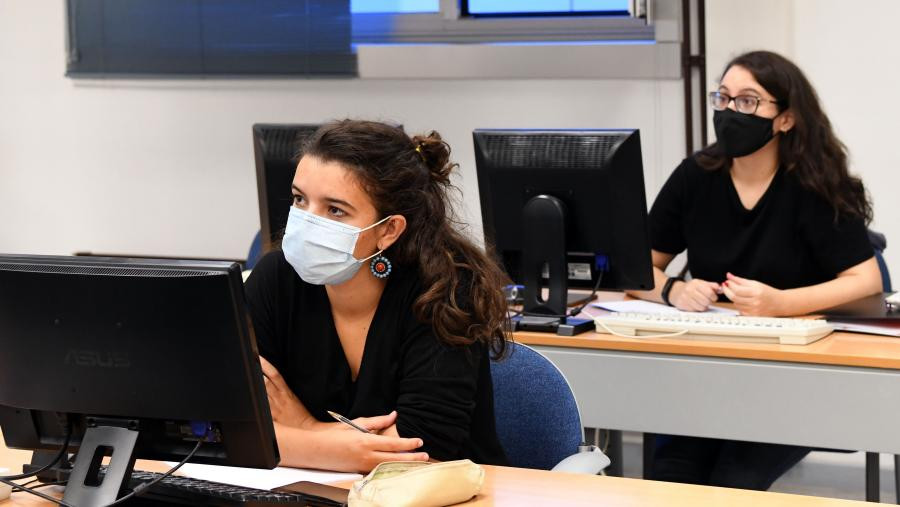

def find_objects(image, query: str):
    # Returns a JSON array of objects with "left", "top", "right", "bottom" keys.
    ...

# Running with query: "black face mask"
[{"left": 713, "top": 108, "right": 775, "bottom": 158}]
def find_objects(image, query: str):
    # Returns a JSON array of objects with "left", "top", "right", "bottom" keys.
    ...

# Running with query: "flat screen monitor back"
[
  {"left": 474, "top": 129, "right": 654, "bottom": 293},
  {"left": 253, "top": 123, "right": 321, "bottom": 253},
  {"left": 0, "top": 254, "right": 278, "bottom": 469}
]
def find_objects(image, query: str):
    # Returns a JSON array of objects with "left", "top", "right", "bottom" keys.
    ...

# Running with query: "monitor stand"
[
  {"left": 516, "top": 194, "right": 596, "bottom": 336},
  {"left": 63, "top": 422, "right": 138, "bottom": 507}
]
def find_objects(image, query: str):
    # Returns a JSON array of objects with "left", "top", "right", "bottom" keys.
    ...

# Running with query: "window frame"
[
  {"left": 352, "top": 0, "right": 654, "bottom": 45},
  {"left": 460, "top": 0, "right": 631, "bottom": 18}
]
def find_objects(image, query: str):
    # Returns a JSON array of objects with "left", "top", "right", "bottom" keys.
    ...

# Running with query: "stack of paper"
[
  {"left": 164, "top": 462, "right": 361, "bottom": 490},
  {"left": 590, "top": 299, "right": 739, "bottom": 316}
]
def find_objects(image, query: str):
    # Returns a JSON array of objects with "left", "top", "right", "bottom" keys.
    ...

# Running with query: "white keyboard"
[{"left": 594, "top": 312, "right": 834, "bottom": 345}]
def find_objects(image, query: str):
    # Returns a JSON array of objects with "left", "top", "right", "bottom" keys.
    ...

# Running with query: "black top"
[
  {"left": 244, "top": 251, "right": 507, "bottom": 465},
  {"left": 650, "top": 157, "right": 873, "bottom": 290}
]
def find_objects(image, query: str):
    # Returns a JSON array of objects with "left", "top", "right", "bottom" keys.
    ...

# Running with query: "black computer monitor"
[
  {"left": 0, "top": 254, "right": 277, "bottom": 506},
  {"left": 253, "top": 123, "right": 322, "bottom": 253},
  {"left": 474, "top": 129, "right": 654, "bottom": 333}
]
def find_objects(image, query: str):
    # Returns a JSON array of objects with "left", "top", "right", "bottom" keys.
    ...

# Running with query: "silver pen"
[{"left": 326, "top": 410, "right": 372, "bottom": 434}]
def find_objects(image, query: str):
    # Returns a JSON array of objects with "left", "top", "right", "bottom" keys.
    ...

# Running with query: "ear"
[
  {"left": 376, "top": 215, "right": 407, "bottom": 251},
  {"left": 775, "top": 108, "right": 795, "bottom": 134}
]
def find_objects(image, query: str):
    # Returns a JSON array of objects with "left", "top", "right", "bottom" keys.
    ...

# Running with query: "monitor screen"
[
  {"left": 0, "top": 254, "right": 278, "bottom": 502},
  {"left": 474, "top": 129, "right": 654, "bottom": 316}
]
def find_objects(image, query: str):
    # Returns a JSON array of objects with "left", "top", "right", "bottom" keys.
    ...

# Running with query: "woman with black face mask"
[{"left": 628, "top": 51, "right": 883, "bottom": 490}]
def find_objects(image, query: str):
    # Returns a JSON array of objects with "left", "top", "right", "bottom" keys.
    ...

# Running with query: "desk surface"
[
  {"left": 515, "top": 329, "right": 900, "bottom": 369},
  {"left": 0, "top": 449, "right": 872, "bottom": 507},
  {"left": 518, "top": 293, "right": 900, "bottom": 369}
]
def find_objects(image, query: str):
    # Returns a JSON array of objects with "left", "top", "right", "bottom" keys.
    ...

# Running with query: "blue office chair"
[
  {"left": 869, "top": 229, "right": 891, "bottom": 293},
  {"left": 491, "top": 342, "right": 610, "bottom": 474},
  {"left": 246, "top": 230, "right": 263, "bottom": 270}
]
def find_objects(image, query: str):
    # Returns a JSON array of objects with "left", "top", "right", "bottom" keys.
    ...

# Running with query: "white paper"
[
  {"left": 590, "top": 299, "right": 739, "bottom": 316},
  {"left": 829, "top": 321, "right": 900, "bottom": 337},
  {"left": 165, "top": 462, "right": 361, "bottom": 490}
]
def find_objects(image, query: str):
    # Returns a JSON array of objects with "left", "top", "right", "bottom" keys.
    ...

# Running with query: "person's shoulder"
[
  {"left": 253, "top": 249, "right": 291, "bottom": 276},
  {"left": 246, "top": 250, "right": 296, "bottom": 291},
  {"left": 388, "top": 264, "right": 475, "bottom": 324},
  {"left": 782, "top": 169, "right": 831, "bottom": 210},
  {"left": 680, "top": 154, "right": 721, "bottom": 180}
]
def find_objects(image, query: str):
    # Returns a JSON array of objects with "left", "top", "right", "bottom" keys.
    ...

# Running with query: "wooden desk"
[
  {"left": 0, "top": 440, "right": 873, "bottom": 506},
  {"left": 515, "top": 304, "right": 900, "bottom": 455}
]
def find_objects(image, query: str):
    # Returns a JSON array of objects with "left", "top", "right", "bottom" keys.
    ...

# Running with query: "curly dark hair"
[
  {"left": 299, "top": 119, "right": 510, "bottom": 358},
  {"left": 697, "top": 50, "right": 871, "bottom": 223}
]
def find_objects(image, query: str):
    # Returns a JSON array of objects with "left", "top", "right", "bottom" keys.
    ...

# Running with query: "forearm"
[
  {"left": 273, "top": 421, "right": 428, "bottom": 473},
  {"left": 779, "top": 273, "right": 881, "bottom": 316},
  {"left": 273, "top": 423, "right": 342, "bottom": 470}
]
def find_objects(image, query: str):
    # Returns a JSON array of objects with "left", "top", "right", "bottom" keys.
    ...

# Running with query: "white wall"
[
  {"left": 0, "top": 1, "right": 685, "bottom": 260},
  {"left": 792, "top": 0, "right": 900, "bottom": 281},
  {"left": 705, "top": 0, "right": 900, "bottom": 280}
]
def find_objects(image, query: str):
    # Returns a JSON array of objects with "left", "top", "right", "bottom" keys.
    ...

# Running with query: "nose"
[{"left": 725, "top": 97, "right": 738, "bottom": 112}]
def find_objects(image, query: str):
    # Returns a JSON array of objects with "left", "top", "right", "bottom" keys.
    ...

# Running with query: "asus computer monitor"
[
  {"left": 253, "top": 123, "right": 322, "bottom": 253},
  {"left": 0, "top": 254, "right": 277, "bottom": 505},
  {"left": 473, "top": 129, "right": 654, "bottom": 329}
]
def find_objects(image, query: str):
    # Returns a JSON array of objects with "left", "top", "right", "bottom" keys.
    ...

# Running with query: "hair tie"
[{"left": 414, "top": 143, "right": 426, "bottom": 162}]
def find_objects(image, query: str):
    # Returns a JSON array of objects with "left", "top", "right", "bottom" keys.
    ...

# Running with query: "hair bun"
[{"left": 412, "top": 131, "right": 456, "bottom": 185}]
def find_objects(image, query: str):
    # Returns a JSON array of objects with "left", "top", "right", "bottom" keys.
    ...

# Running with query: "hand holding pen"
[{"left": 327, "top": 410, "right": 373, "bottom": 433}]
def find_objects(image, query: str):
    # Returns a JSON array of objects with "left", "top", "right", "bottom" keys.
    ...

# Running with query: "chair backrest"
[
  {"left": 869, "top": 229, "right": 891, "bottom": 292},
  {"left": 247, "top": 230, "right": 263, "bottom": 270},
  {"left": 491, "top": 342, "right": 583, "bottom": 470}
]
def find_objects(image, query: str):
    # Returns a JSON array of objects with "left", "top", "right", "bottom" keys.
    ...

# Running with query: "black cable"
[
  {"left": 0, "top": 419, "right": 73, "bottom": 482},
  {"left": 16, "top": 479, "right": 68, "bottom": 491},
  {"left": 506, "top": 308, "right": 523, "bottom": 319},
  {"left": 14, "top": 478, "right": 41, "bottom": 489},
  {"left": 569, "top": 269, "right": 605, "bottom": 317},
  {"left": 0, "top": 477, "right": 72, "bottom": 506},
  {"left": 104, "top": 438, "right": 204, "bottom": 507}
]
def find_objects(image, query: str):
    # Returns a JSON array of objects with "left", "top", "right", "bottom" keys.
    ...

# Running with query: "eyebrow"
[
  {"left": 718, "top": 85, "right": 764, "bottom": 97},
  {"left": 291, "top": 184, "right": 357, "bottom": 211},
  {"left": 737, "top": 87, "right": 764, "bottom": 96}
]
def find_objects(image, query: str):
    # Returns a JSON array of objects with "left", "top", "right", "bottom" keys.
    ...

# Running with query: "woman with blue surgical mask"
[
  {"left": 244, "top": 120, "right": 510, "bottom": 473},
  {"left": 629, "top": 51, "right": 881, "bottom": 490}
]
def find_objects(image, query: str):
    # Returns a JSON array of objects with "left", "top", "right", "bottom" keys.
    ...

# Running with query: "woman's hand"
[
  {"left": 260, "top": 357, "right": 316, "bottom": 429},
  {"left": 274, "top": 422, "right": 429, "bottom": 473},
  {"left": 669, "top": 278, "right": 721, "bottom": 312},
  {"left": 721, "top": 272, "right": 785, "bottom": 316},
  {"left": 348, "top": 410, "right": 399, "bottom": 435}
]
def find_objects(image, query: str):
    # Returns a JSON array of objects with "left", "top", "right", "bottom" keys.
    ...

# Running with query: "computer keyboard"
[
  {"left": 593, "top": 312, "right": 834, "bottom": 345},
  {"left": 125, "top": 470, "right": 346, "bottom": 506}
]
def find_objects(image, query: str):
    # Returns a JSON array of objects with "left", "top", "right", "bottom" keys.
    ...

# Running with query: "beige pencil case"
[{"left": 348, "top": 459, "right": 484, "bottom": 507}]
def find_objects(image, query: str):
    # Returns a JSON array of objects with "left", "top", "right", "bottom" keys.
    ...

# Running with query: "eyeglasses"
[{"left": 709, "top": 91, "right": 779, "bottom": 115}]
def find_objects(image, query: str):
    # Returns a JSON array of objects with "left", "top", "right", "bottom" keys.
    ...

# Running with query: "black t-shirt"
[
  {"left": 650, "top": 157, "right": 873, "bottom": 290},
  {"left": 244, "top": 251, "right": 507, "bottom": 465}
]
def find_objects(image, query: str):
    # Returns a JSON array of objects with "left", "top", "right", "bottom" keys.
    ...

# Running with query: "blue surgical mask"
[{"left": 281, "top": 207, "right": 391, "bottom": 285}]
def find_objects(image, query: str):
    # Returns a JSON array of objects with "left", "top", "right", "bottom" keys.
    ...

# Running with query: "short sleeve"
[
  {"left": 394, "top": 325, "right": 483, "bottom": 461},
  {"left": 800, "top": 197, "right": 874, "bottom": 276},
  {"left": 243, "top": 251, "right": 284, "bottom": 366},
  {"left": 649, "top": 159, "right": 691, "bottom": 255}
]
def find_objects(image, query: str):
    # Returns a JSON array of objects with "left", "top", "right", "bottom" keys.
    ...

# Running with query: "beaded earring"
[{"left": 369, "top": 254, "right": 392, "bottom": 279}]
